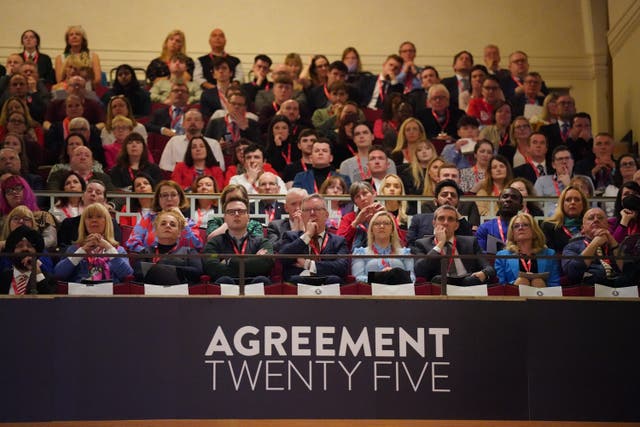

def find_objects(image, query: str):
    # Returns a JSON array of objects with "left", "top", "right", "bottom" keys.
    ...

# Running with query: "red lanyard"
[
  {"left": 500, "top": 131, "right": 509, "bottom": 147},
  {"left": 520, "top": 257, "right": 532, "bottom": 273},
  {"left": 492, "top": 184, "right": 501, "bottom": 196},
  {"left": 232, "top": 238, "right": 249, "bottom": 255},
  {"left": 552, "top": 177, "right": 562, "bottom": 196},
  {"left": 313, "top": 172, "right": 331, "bottom": 193},
  {"left": 323, "top": 84, "right": 330, "bottom": 100},
  {"left": 473, "top": 165, "right": 482, "bottom": 183},
  {"left": 309, "top": 233, "right": 328, "bottom": 255},
  {"left": 526, "top": 158, "right": 540, "bottom": 179},
  {"left": 497, "top": 218, "right": 507, "bottom": 242},
  {"left": 272, "top": 102, "right": 279, "bottom": 113},
  {"left": 128, "top": 167, "right": 136, "bottom": 183},
  {"left": 435, "top": 237, "right": 457, "bottom": 271},
  {"left": 561, "top": 226, "right": 574, "bottom": 239},
  {"left": 356, "top": 155, "right": 370, "bottom": 180},
  {"left": 170, "top": 106, "right": 183, "bottom": 129},
  {"left": 218, "top": 88, "right": 229, "bottom": 109},
  {"left": 346, "top": 144, "right": 356, "bottom": 157},
  {"left": 153, "top": 244, "right": 178, "bottom": 263},
  {"left": 281, "top": 144, "right": 292, "bottom": 164},
  {"left": 224, "top": 115, "right": 240, "bottom": 141},
  {"left": 432, "top": 109, "right": 450, "bottom": 132},
  {"left": 511, "top": 76, "right": 523, "bottom": 88},
  {"left": 264, "top": 205, "right": 276, "bottom": 223},
  {"left": 371, "top": 245, "right": 391, "bottom": 269},
  {"left": 61, "top": 206, "right": 74, "bottom": 218},
  {"left": 300, "top": 160, "right": 308, "bottom": 172},
  {"left": 377, "top": 78, "right": 386, "bottom": 104},
  {"left": 194, "top": 208, "right": 206, "bottom": 228}
]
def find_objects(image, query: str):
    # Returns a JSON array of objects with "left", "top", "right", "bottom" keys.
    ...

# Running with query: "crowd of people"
[{"left": 1, "top": 26, "right": 639, "bottom": 294}]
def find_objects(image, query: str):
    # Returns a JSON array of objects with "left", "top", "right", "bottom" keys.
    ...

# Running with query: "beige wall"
[
  {"left": 608, "top": 0, "right": 640, "bottom": 154},
  {"left": 0, "top": 0, "right": 614, "bottom": 132}
]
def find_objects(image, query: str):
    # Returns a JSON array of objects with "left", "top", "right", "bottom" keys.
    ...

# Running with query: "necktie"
[
  {"left": 536, "top": 164, "right": 545, "bottom": 176},
  {"left": 15, "top": 274, "right": 29, "bottom": 295},
  {"left": 561, "top": 122, "right": 570, "bottom": 140},
  {"left": 596, "top": 246, "right": 614, "bottom": 279},
  {"left": 29, "top": 53, "right": 35, "bottom": 61},
  {"left": 172, "top": 107, "right": 184, "bottom": 135},
  {"left": 445, "top": 242, "right": 458, "bottom": 276},
  {"left": 461, "top": 78, "right": 470, "bottom": 92}
]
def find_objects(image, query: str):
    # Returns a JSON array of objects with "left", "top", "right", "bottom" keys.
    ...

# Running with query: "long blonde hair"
[
  {"left": 75, "top": 203, "right": 118, "bottom": 246},
  {"left": 505, "top": 213, "right": 547, "bottom": 253},
  {"left": 392, "top": 118, "right": 426, "bottom": 155},
  {"left": 408, "top": 139, "right": 435, "bottom": 187},
  {"left": 160, "top": 30, "right": 187, "bottom": 61},
  {"left": 422, "top": 156, "right": 445, "bottom": 197},
  {"left": 380, "top": 174, "right": 408, "bottom": 226},
  {"left": 366, "top": 210, "right": 402, "bottom": 254},
  {"left": 0, "top": 205, "right": 35, "bottom": 240}
]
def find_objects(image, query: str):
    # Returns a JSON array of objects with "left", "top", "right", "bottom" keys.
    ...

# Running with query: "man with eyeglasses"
[
  {"left": 255, "top": 172, "right": 286, "bottom": 221},
  {"left": 539, "top": 94, "right": 577, "bottom": 157},
  {"left": 358, "top": 54, "right": 404, "bottom": 112},
  {"left": 440, "top": 50, "right": 474, "bottom": 110},
  {"left": 413, "top": 205, "right": 495, "bottom": 285},
  {"left": 267, "top": 187, "right": 308, "bottom": 252},
  {"left": 415, "top": 83, "right": 465, "bottom": 141},
  {"left": 476, "top": 187, "right": 524, "bottom": 252},
  {"left": 534, "top": 145, "right": 593, "bottom": 216},
  {"left": 562, "top": 207, "right": 626, "bottom": 286},
  {"left": 499, "top": 51, "right": 549, "bottom": 101},
  {"left": 511, "top": 72, "right": 546, "bottom": 117},
  {"left": 0, "top": 148, "right": 44, "bottom": 192},
  {"left": 397, "top": 41, "right": 422, "bottom": 94},
  {"left": 160, "top": 109, "right": 225, "bottom": 172},
  {"left": 57, "top": 179, "right": 122, "bottom": 250},
  {"left": 203, "top": 197, "right": 274, "bottom": 285},
  {"left": 279, "top": 193, "right": 349, "bottom": 284},
  {"left": 146, "top": 82, "right": 190, "bottom": 136}
]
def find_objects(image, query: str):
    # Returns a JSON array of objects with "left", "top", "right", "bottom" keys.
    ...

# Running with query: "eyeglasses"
[
  {"left": 512, "top": 223, "right": 531, "bottom": 230},
  {"left": 515, "top": 124, "right": 530, "bottom": 130},
  {"left": 11, "top": 216, "right": 32, "bottom": 223},
  {"left": 225, "top": 208, "right": 248, "bottom": 216},
  {"left": 5, "top": 185, "right": 24, "bottom": 195},
  {"left": 430, "top": 95, "right": 448, "bottom": 101},
  {"left": 159, "top": 192, "right": 179, "bottom": 199},
  {"left": 301, "top": 207, "right": 326, "bottom": 213},
  {"left": 620, "top": 161, "right": 636, "bottom": 167}
]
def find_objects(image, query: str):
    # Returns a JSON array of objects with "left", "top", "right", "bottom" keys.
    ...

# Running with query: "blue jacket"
[
  {"left": 495, "top": 248, "right": 561, "bottom": 286},
  {"left": 54, "top": 245, "right": 133, "bottom": 284}
]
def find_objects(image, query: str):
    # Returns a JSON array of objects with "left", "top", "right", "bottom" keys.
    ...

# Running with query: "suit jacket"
[
  {"left": 539, "top": 122, "right": 565, "bottom": 164},
  {"left": 413, "top": 235, "right": 495, "bottom": 282},
  {"left": 407, "top": 213, "right": 473, "bottom": 247},
  {"left": 204, "top": 116, "right": 262, "bottom": 146},
  {"left": 196, "top": 53, "right": 241, "bottom": 86},
  {"left": 279, "top": 230, "right": 349, "bottom": 281},
  {"left": 512, "top": 162, "right": 552, "bottom": 187},
  {"left": 199, "top": 88, "right": 223, "bottom": 119},
  {"left": 510, "top": 93, "right": 546, "bottom": 117},
  {"left": 145, "top": 106, "right": 189, "bottom": 135},
  {"left": 58, "top": 216, "right": 122, "bottom": 251},
  {"left": 267, "top": 218, "right": 292, "bottom": 251},
  {"left": 0, "top": 268, "right": 56, "bottom": 294},
  {"left": 255, "top": 201, "right": 286, "bottom": 221},
  {"left": 416, "top": 107, "right": 466, "bottom": 139},
  {"left": 202, "top": 231, "right": 274, "bottom": 280},
  {"left": 562, "top": 236, "right": 621, "bottom": 285},
  {"left": 499, "top": 74, "right": 549, "bottom": 102},
  {"left": 407, "top": 89, "right": 428, "bottom": 116},
  {"left": 495, "top": 248, "right": 561, "bottom": 286},
  {"left": 420, "top": 201, "right": 480, "bottom": 227},
  {"left": 440, "top": 76, "right": 463, "bottom": 109},
  {"left": 357, "top": 74, "right": 404, "bottom": 107}
]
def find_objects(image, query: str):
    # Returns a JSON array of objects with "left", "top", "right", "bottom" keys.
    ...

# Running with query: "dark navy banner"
[{"left": 0, "top": 297, "right": 638, "bottom": 422}]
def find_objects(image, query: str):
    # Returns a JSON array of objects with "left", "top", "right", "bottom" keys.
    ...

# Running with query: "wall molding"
[{"left": 608, "top": 0, "right": 640, "bottom": 56}]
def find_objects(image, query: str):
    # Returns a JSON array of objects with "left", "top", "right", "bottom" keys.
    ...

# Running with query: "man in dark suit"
[
  {"left": 415, "top": 84, "right": 466, "bottom": 140},
  {"left": 267, "top": 187, "right": 308, "bottom": 251},
  {"left": 241, "top": 54, "right": 272, "bottom": 108},
  {"left": 307, "top": 61, "right": 349, "bottom": 112},
  {"left": 203, "top": 91, "right": 262, "bottom": 153},
  {"left": 408, "top": 180, "right": 474, "bottom": 248},
  {"left": 145, "top": 81, "right": 190, "bottom": 136},
  {"left": 510, "top": 72, "right": 546, "bottom": 117},
  {"left": 357, "top": 54, "right": 404, "bottom": 110},
  {"left": 254, "top": 172, "right": 286, "bottom": 221},
  {"left": 513, "top": 132, "right": 552, "bottom": 184},
  {"left": 407, "top": 66, "right": 440, "bottom": 116},
  {"left": 440, "top": 50, "right": 473, "bottom": 110},
  {"left": 0, "top": 226, "right": 56, "bottom": 295},
  {"left": 279, "top": 194, "right": 349, "bottom": 284},
  {"left": 539, "top": 94, "right": 577, "bottom": 163},
  {"left": 413, "top": 205, "right": 495, "bottom": 285},
  {"left": 57, "top": 180, "right": 122, "bottom": 250},
  {"left": 499, "top": 51, "right": 549, "bottom": 101}
]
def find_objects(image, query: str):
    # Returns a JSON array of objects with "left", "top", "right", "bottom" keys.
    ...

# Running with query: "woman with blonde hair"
[
  {"left": 284, "top": 53, "right": 304, "bottom": 91},
  {"left": 509, "top": 116, "right": 532, "bottom": 168},
  {"left": 540, "top": 185, "right": 588, "bottom": 253},
  {"left": 55, "top": 203, "right": 132, "bottom": 283},
  {"left": 399, "top": 139, "right": 436, "bottom": 196},
  {"left": 390, "top": 117, "right": 426, "bottom": 167},
  {"left": 495, "top": 212, "right": 560, "bottom": 287},
  {"left": 475, "top": 154, "right": 514, "bottom": 216},
  {"left": 146, "top": 30, "right": 194, "bottom": 84},
  {"left": 54, "top": 25, "right": 102, "bottom": 86},
  {"left": 530, "top": 92, "right": 559, "bottom": 131},
  {"left": 422, "top": 156, "right": 445, "bottom": 197},
  {"left": 379, "top": 174, "right": 408, "bottom": 233},
  {"left": 351, "top": 210, "right": 414, "bottom": 284},
  {"left": 101, "top": 95, "right": 147, "bottom": 147},
  {"left": 0, "top": 205, "right": 55, "bottom": 273}
]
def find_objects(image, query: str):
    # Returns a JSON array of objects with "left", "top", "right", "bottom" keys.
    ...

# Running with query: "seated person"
[
  {"left": 203, "top": 197, "right": 274, "bottom": 285},
  {"left": 407, "top": 180, "right": 474, "bottom": 248},
  {"left": 339, "top": 122, "right": 396, "bottom": 185},
  {"left": 0, "top": 205, "right": 55, "bottom": 272},
  {"left": 206, "top": 184, "right": 264, "bottom": 240},
  {"left": 562, "top": 208, "right": 624, "bottom": 286},
  {"left": 608, "top": 182, "right": 640, "bottom": 244},
  {"left": 254, "top": 172, "right": 286, "bottom": 221},
  {"left": 279, "top": 193, "right": 349, "bottom": 284},
  {"left": 0, "top": 225, "right": 56, "bottom": 295},
  {"left": 495, "top": 213, "right": 560, "bottom": 287},
  {"left": 267, "top": 187, "right": 308, "bottom": 251},
  {"left": 282, "top": 129, "right": 317, "bottom": 187},
  {"left": 100, "top": 64, "right": 151, "bottom": 117},
  {"left": 54, "top": 203, "right": 133, "bottom": 284},
  {"left": 171, "top": 135, "right": 224, "bottom": 191},
  {"left": 199, "top": 56, "right": 235, "bottom": 119},
  {"left": 441, "top": 115, "right": 481, "bottom": 169},
  {"left": 133, "top": 208, "right": 203, "bottom": 284},
  {"left": 337, "top": 181, "right": 385, "bottom": 250},
  {"left": 293, "top": 138, "right": 350, "bottom": 194},
  {"left": 541, "top": 185, "right": 588, "bottom": 253},
  {"left": 240, "top": 54, "right": 273, "bottom": 108},
  {"left": 228, "top": 144, "right": 286, "bottom": 194},
  {"left": 149, "top": 53, "right": 201, "bottom": 105},
  {"left": 413, "top": 205, "right": 495, "bottom": 285},
  {"left": 125, "top": 180, "right": 203, "bottom": 253},
  {"left": 47, "top": 132, "right": 104, "bottom": 179},
  {"left": 109, "top": 132, "right": 163, "bottom": 191},
  {"left": 145, "top": 82, "right": 190, "bottom": 137},
  {"left": 476, "top": 187, "right": 524, "bottom": 252},
  {"left": 352, "top": 211, "right": 414, "bottom": 283},
  {"left": 358, "top": 54, "right": 404, "bottom": 111},
  {"left": 49, "top": 171, "right": 85, "bottom": 224},
  {"left": 57, "top": 179, "right": 122, "bottom": 250},
  {"left": 311, "top": 80, "right": 350, "bottom": 129},
  {"left": 47, "top": 146, "right": 115, "bottom": 192}
]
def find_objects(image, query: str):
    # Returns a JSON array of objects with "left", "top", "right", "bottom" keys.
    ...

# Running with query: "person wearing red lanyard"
[
  {"left": 267, "top": 187, "right": 308, "bottom": 252},
  {"left": 133, "top": 208, "right": 202, "bottom": 284},
  {"left": 476, "top": 187, "right": 524, "bottom": 252},
  {"left": 292, "top": 139, "right": 350, "bottom": 195},
  {"left": 279, "top": 194, "right": 349, "bottom": 284},
  {"left": 340, "top": 122, "right": 395, "bottom": 185},
  {"left": 282, "top": 129, "right": 317, "bottom": 187},
  {"left": 257, "top": 74, "right": 294, "bottom": 136},
  {"left": 414, "top": 205, "right": 495, "bottom": 285},
  {"left": 337, "top": 181, "right": 384, "bottom": 250},
  {"left": 562, "top": 208, "right": 626, "bottom": 286},
  {"left": 361, "top": 55, "right": 404, "bottom": 111},
  {"left": 203, "top": 198, "right": 274, "bottom": 285},
  {"left": 307, "top": 61, "right": 348, "bottom": 112},
  {"left": 255, "top": 172, "right": 285, "bottom": 223},
  {"left": 513, "top": 133, "right": 549, "bottom": 185},
  {"left": 498, "top": 51, "right": 548, "bottom": 101},
  {"left": 240, "top": 54, "right": 272, "bottom": 108},
  {"left": 145, "top": 82, "right": 189, "bottom": 137},
  {"left": 440, "top": 50, "right": 473, "bottom": 110},
  {"left": 229, "top": 144, "right": 286, "bottom": 195},
  {"left": 541, "top": 186, "right": 588, "bottom": 253},
  {"left": 265, "top": 115, "right": 299, "bottom": 172},
  {"left": 495, "top": 213, "right": 560, "bottom": 287},
  {"left": 0, "top": 225, "right": 56, "bottom": 295},
  {"left": 511, "top": 72, "right": 546, "bottom": 117},
  {"left": 351, "top": 210, "right": 414, "bottom": 284},
  {"left": 415, "top": 84, "right": 465, "bottom": 141},
  {"left": 311, "top": 80, "right": 350, "bottom": 131}
]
